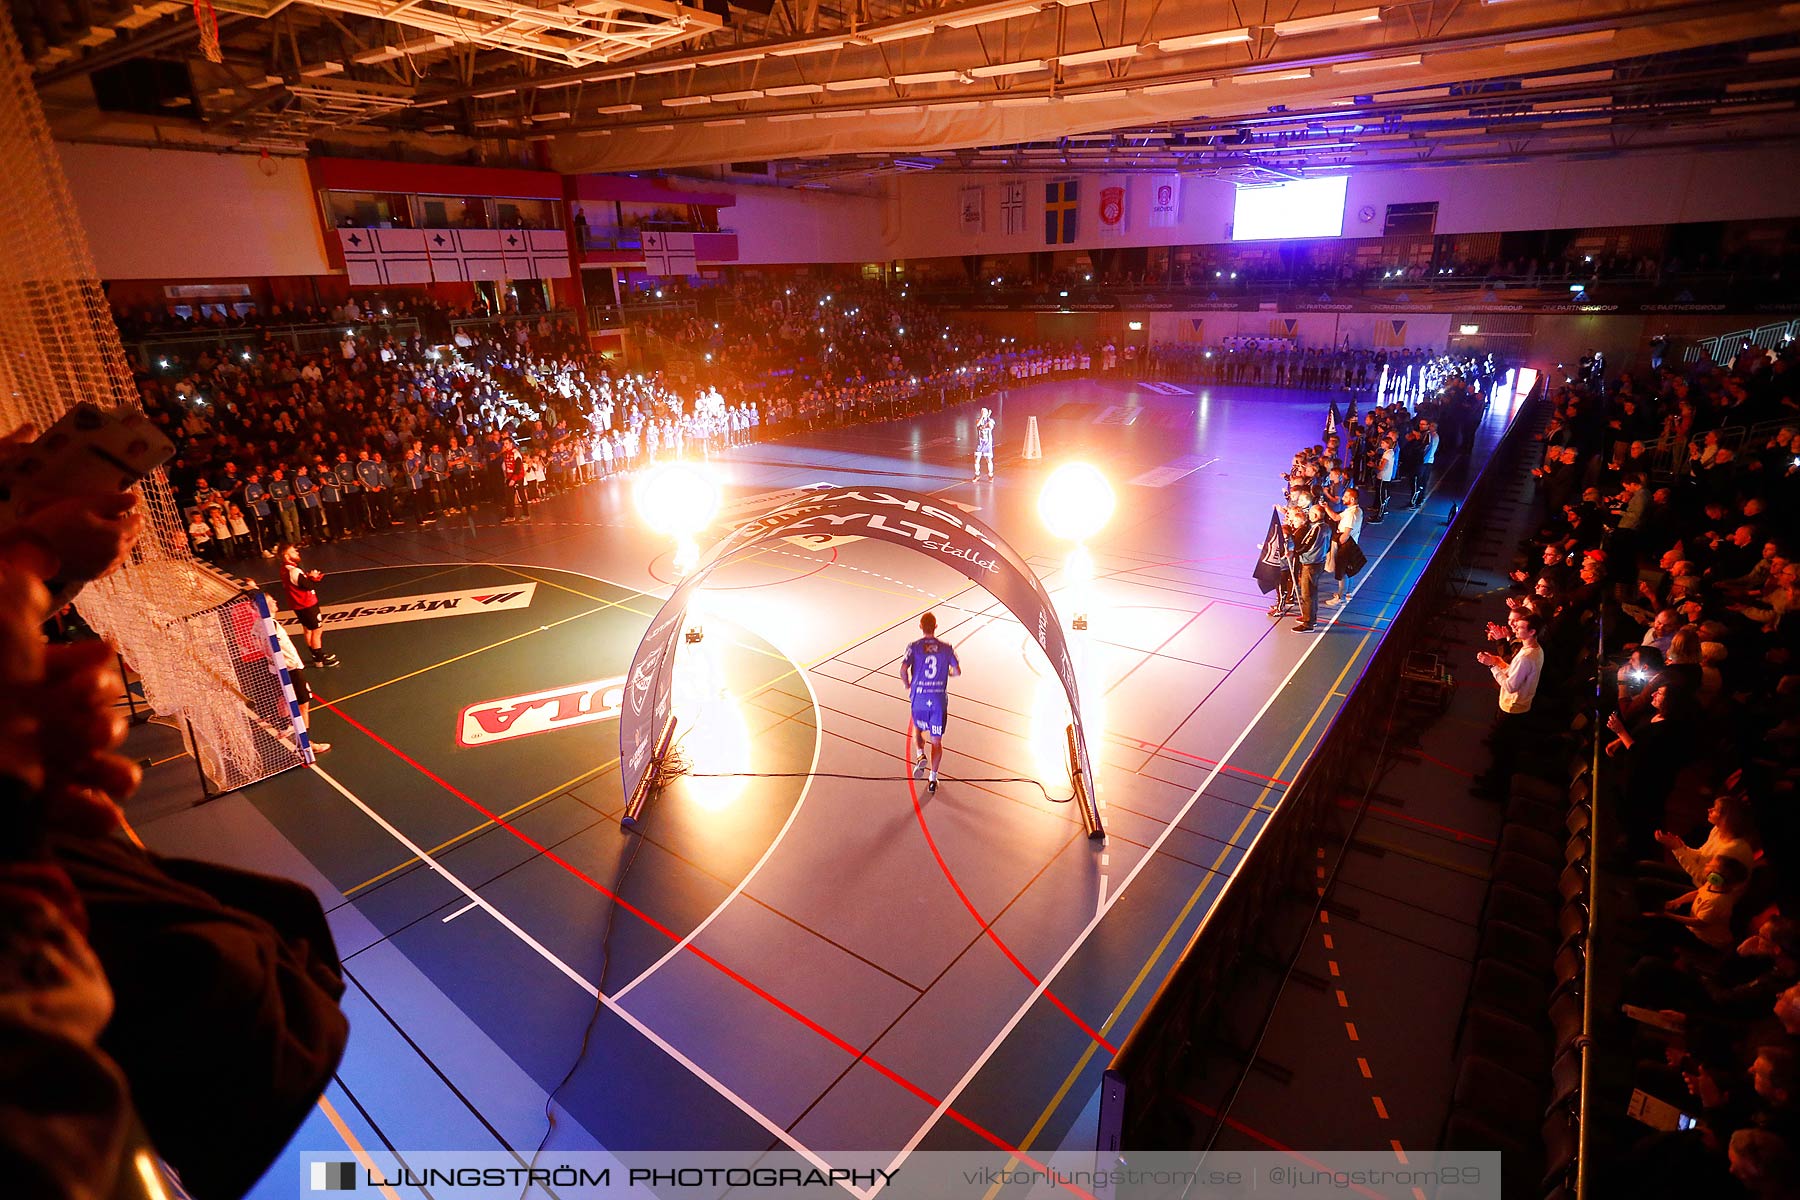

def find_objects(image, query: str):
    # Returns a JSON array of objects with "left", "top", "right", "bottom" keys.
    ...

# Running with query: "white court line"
[
  {"left": 873, "top": 464, "right": 1452, "bottom": 1189},
  {"left": 309, "top": 763, "right": 862, "bottom": 1196},
  {"left": 440, "top": 900, "right": 479, "bottom": 923},
  {"left": 610, "top": 662, "right": 825, "bottom": 1002}
]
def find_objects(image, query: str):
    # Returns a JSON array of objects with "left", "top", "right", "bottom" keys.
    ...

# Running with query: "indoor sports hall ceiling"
[{"left": 14, "top": 0, "right": 1800, "bottom": 182}]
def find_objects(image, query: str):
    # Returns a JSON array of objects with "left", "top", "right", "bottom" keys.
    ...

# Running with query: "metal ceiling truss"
[{"left": 14, "top": 0, "right": 1800, "bottom": 176}]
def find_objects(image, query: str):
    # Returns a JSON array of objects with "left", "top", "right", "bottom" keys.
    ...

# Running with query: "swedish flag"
[{"left": 1045, "top": 179, "right": 1079, "bottom": 244}]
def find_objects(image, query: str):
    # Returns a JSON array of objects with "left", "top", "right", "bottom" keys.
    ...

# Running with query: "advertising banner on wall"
[
  {"left": 959, "top": 185, "right": 986, "bottom": 236},
  {"left": 620, "top": 487, "right": 1103, "bottom": 836}
]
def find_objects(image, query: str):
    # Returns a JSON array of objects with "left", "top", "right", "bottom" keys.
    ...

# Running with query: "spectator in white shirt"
[
  {"left": 1324, "top": 487, "right": 1364, "bottom": 606},
  {"left": 1475, "top": 609, "right": 1544, "bottom": 794}
]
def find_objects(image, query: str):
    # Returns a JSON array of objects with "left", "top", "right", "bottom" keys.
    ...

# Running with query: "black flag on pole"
[
  {"left": 1253, "top": 508, "right": 1288, "bottom": 594},
  {"left": 1345, "top": 393, "right": 1358, "bottom": 429},
  {"left": 1325, "top": 398, "right": 1342, "bottom": 440}
]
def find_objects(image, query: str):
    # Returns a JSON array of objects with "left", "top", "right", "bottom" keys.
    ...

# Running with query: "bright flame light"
[
  {"left": 1027, "top": 637, "right": 1103, "bottom": 793},
  {"left": 669, "top": 626, "right": 748, "bottom": 811},
  {"left": 1066, "top": 543, "right": 1096, "bottom": 622},
  {"left": 635, "top": 462, "right": 720, "bottom": 537},
  {"left": 1038, "top": 463, "right": 1115, "bottom": 543}
]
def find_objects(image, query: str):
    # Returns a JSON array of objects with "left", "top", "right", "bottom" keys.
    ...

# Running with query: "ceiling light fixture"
[
  {"left": 637, "top": 62, "right": 694, "bottom": 75},
  {"left": 895, "top": 70, "right": 965, "bottom": 85},
  {"left": 1057, "top": 44, "right": 1139, "bottom": 66},
  {"left": 1142, "top": 78, "right": 1215, "bottom": 94},
  {"left": 773, "top": 40, "right": 844, "bottom": 56},
  {"left": 710, "top": 89, "right": 766, "bottom": 101},
  {"left": 595, "top": 103, "right": 642, "bottom": 114},
  {"left": 662, "top": 95, "right": 710, "bottom": 106},
  {"left": 942, "top": 3, "right": 1045, "bottom": 29},
  {"left": 867, "top": 26, "right": 935, "bottom": 43},
  {"left": 1333, "top": 54, "right": 1423, "bottom": 74},
  {"left": 1156, "top": 28, "right": 1253, "bottom": 52},
  {"left": 1710, "top": 100, "right": 1796, "bottom": 115},
  {"left": 1268, "top": 8, "right": 1381, "bottom": 36},
  {"left": 765, "top": 82, "right": 825, "bottom": 95},
  {"left": 969, "top": 59, "right": 1047, "bottom": 78},
  {"left": 1235, "top": 68, "right": 1314, "bottom": 84},
  {"left": 1725, "top": 76, "right": 1800, "bottom": 93},
  {"left": 1504, "top": 30, "right": 1616, "bottom": 53},
  {"left": 825, "top": 77, "right": 891, "bottom": 90}
]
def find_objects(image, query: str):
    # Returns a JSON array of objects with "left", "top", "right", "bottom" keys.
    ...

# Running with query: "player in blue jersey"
[{"left": 901, "top": 612, "right": 961, "bottom": 793}]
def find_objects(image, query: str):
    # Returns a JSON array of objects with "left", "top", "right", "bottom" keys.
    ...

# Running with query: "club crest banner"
[
  {"left": 620, "top": 487, "right": 1102, "bottom": 836},
  {"left": 1097, "top": 180, "right": 1127, "bottom": 237},
  {"left": 1149, "top": 176, "right": 1180, "bottom": 227}
]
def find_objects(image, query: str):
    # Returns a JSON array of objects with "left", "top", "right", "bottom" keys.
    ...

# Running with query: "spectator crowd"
[
  {"left": 1462, "top": 338, "right": 1799, "bottom": 1196},
  {"left": 136, "top": 281, "right": 1206, "bottom": 553}
]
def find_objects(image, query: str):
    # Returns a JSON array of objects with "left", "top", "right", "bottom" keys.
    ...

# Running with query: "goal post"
[{"left": 0, "top": 18, "right": 308, "bottom": 796}]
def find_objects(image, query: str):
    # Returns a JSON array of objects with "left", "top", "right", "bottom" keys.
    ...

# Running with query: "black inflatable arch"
[{"left": 619, "top": 486, "right": 1103, "bottom": 839}]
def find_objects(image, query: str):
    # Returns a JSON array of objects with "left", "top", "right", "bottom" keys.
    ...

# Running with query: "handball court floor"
[{"left": 124, "top": 375, "right": 1523, "bottom": 1197}]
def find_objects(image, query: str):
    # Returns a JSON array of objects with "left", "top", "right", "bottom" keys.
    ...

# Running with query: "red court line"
[
  {"left": 1401, "top": 747, "right": 1477, "bottom": 779},
  {"left": 1117, "top": 736, "right": 1291, "bottom": 787},
  {"left": 1336, "top": 798, "right": 1496, "bottom": 848},
  {"left": 900, "top": 727, "right": 1118, "bottom": 1054},
  {"left": 318, "top": 698, "right": 1086, "bottom": 1194},
  {"left": 1175, "top": 1095, "right": 1386, "bottom": 1200}
]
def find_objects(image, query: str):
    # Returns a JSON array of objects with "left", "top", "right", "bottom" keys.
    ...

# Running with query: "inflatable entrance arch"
[{"left": 619, "top": 486, "right": 1104, "bottom": 839}]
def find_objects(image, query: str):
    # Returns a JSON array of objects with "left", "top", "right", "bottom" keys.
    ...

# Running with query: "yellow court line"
[
  {"left": 148, "top": 751, "right": 191, "bottom": 767},
  {"left": 321, "top": 602, "right": 614, "bottom": 707},
  {"left": 982, "top": 632, "right": 1375, "bottom": 1196},
  {"left": 500, "top": 564, "right": 791, "bottom": 663},
  {"left": 315, "top": 1094, "right": 405, "bottom": 1200},
  {"left": 339, "top": 579, "right": 970, "bottom": 898},
  {"left": 341, "top": 759, "right": 617, "bottom": 896},
  {"left": 335, "top": 564, "right": 471, "bottom": 606}
]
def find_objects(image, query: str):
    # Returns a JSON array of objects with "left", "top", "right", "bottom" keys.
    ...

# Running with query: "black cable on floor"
[
  {"left": 673, "top": 769, "right": 1075, "bottom": 804},
  {"left": 516, "top": 783, "right": 649, "bottom": 1200}
]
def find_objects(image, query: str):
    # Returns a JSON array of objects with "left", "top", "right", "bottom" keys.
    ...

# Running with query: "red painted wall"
[{"left": 310, "top": 156, "right": 564, "bottom": 199}]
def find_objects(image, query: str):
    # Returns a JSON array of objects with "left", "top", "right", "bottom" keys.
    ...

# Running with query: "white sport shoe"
[
  {"left": 914, "top": 751, "right": 927, "bottom": 776},
  {"left": 310, "top": 742, "right": 331, "bottom": 755}
]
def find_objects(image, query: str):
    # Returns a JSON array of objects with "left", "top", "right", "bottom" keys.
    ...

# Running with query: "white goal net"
[{"left": 0, "top": 19, "right": 306, "bottom": 792}]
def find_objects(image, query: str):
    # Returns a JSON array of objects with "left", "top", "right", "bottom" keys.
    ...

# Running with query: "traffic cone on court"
[{"left": 1022, "top": 415, "right": 1042, "bottom": 460}]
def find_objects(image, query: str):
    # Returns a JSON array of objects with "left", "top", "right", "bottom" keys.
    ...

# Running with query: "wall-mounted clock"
[{"left": 1358, "top": 204, "right": 1377, "bottom": 223}]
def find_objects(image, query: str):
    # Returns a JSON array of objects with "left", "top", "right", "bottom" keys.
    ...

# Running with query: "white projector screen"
[{"left": 1232, "top": 176, "right": 1350, "bottom": 241}]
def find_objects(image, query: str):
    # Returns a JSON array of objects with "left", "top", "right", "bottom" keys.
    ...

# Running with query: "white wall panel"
[
  {"left": 58, "top": 143, "right": 331, "bottom": 279},
  {"left": 885, "top": 147, "right": 1800, "bottom": 262}
]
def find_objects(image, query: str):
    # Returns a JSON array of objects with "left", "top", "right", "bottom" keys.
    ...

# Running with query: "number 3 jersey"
[{"left": 904, "top": 637, "right": 959, "bottom": 706}]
